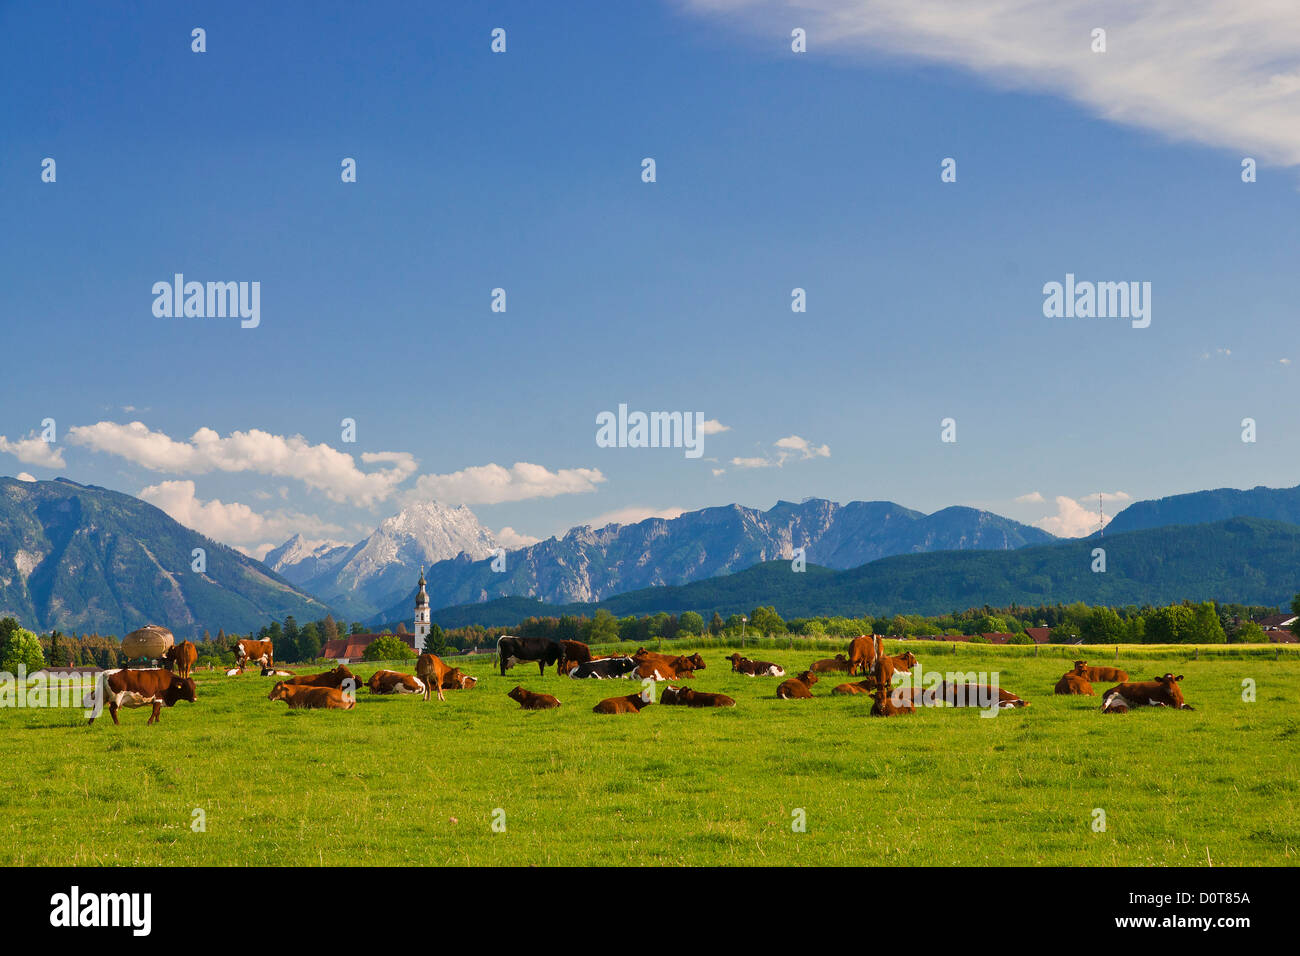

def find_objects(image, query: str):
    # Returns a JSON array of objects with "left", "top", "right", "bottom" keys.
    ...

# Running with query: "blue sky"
[{"left": 2, "top": 0, "right": 1298, "bottom": 557}]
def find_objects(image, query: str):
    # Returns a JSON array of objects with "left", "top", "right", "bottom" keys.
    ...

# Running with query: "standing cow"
[
  {"left": 235, "top": 638, "right": 274, "bottom": 669},
  {"left": 158, "top": 640, "right": 198, "bottom": 678},
  {"left": 84, "top": 669, "right": 197, "bottom": 726},
  {"left": 496, "top": 636, "right": 561, "bottom": 677}
]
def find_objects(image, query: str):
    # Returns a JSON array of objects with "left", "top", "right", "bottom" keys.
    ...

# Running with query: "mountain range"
[{"left": 0, "top": 477, "right": 329, "bottom": 638}]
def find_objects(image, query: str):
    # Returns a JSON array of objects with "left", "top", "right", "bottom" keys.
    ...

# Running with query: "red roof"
[
  {"left": 321, "top": 632, "right": 418, "bottom": 660},
  {"left": 1025, "top": 627, "right": 1053, "bottom": 644},
  {"left": 980, "top": 633, "right": 1017, "bottom": 645}
]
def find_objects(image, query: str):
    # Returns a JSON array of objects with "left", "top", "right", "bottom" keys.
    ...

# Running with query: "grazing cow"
[
  {"left": 260, "top": 666, "right": 296, "bottom": 677},
  {"left": 847, "top": 635, "right": 880, "bottom": 676},
  {"left": 725, "top": 653, "right": 785, "bottom": 677},
  {"left": 158, "top": 640, "right": 198, "bottom": 678},
  {"left": 415, "top": 653, "right": 451, "bottom": 702},
  {"left": 1054, "top": 672, "right": 1095, "bottom": 696},
  {"left": 1073, "top": 660, "right": 1129, "bottom": 683},
  {"left": 235, "top": 638, "right": 274, "bottom": 669},
  {"left": 776, "top": 671, "right": 818, "bottom": 699},
  {"left": 557, "top": 639, "right": 593, "bottom": 675},
  {"left": 281, "top": 665, "right": 359, "bottom": 691},
  {"left": 508, "top": 686, "right": 561, "bottom": 710},
  {"left": 660, "top": 686, "right": 735, "bottom": 708},
  {"left": 569, "top": 657, "right": 638, "bottom": 679},
  {"left": 442, "top": 668, "right": 476, "bottom": 690},
  {"left": 268, "top": 682, "right": 354, "bottom": 710},
  {"left": 593, "top": 691, "right": 653, "bottom": 714},
  {"left": 831, "top": 678, "right": 877, "bottom": 696},
  {"left": 84, "top": 669, "right": 197, "bottom": 726},
  {"left": 496, "top": 636, "right": 561, "bottom": 677},
  {"left": 810, "top": 654, "right": 852, "bottom": 674},
  {"left": 367, "top": 669, "right": 426, "bottom": 695},
  {"left": 1100, "top": 674, "right": 1192, "bottom": 714}
]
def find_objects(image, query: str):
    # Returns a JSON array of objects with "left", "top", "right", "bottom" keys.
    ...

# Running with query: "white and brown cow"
[
  {"left": 1100, "top": 674, "right": 1193, "bottom": 714},
  {"left": 725, "top": 653, "right": 785, "bottom": 677},
  {"left": 366, "top": 669, "right": 426, "bottom": 695},
  {"left": 235, "top": 638, "right": 274, "bottom": 669},
  {"left": 84, "top": 668, "right": 197, "bottom": 725}
]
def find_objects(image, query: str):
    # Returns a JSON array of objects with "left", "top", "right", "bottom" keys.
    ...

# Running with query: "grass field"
[{"left": 2, "top": 641, "right": 1297, "bottom": 866}]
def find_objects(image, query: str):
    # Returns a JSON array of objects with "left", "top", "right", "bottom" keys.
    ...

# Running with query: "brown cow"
[
  {"left": 557, "top": 639, "right": 593, "bottom": 675},
  {"left": 1073, "top": 660, "right": 1129, "bottom": 683},
  {"left": 831, "top": 678, "right": 878, "bottom": 696},
  {"left": 508, "top": 686, "right": 561, "bottom": 710},
  {"left": 366, "top": 669, "right": 426, "bottom": 695},
  {"left": 1054, "top": 672, "right": 1095, "bottom": 695},
  {"left": 810, "top": 654, "right": 851, "bottom": 674},
  {"left": 268, "top": 682, "right": 354, "bottom": 710},
  {"left": 776, "top": 670, "right": 818, "bottom": 699},
  {"left": 928, "top": 682, "right": 1030, "bottom": 708},
  {"left": 1100, "top": 674, "right": 1192, "bottom": 714},
  {"left": 724, "top": 653, "right": 785, "bottom": 677},
  {"left": 158, "top": 640, "right": 198, "bottom": 678},
  {"left": 636, "top": 649, "right": 706, "bottom": 676},
  {"left": 442, "top": 668, "right": 476, "bottom": 689},
  {"left": 660, "top": 686, "right": 735, "bottom": 708},
  {"left": 847, "top": 635, "right": 878, "bottom": 676},
  {"left": 235, "top": 638, "right": 274, "bottom": 668},
  {"left": 593, "top": 691, "right": 653, "bottom": 714},
  {"left": 415, "top": 653, "right": 450, "bottom": 702},
  {"left": 869, "top": 636, "right": 914, "bottom": 716},
  {"left": 84, "top": 669, "right": 197, "bottom": 725},
  {"left": 281, "top": 665, "right": 359, "bottom": 691}
]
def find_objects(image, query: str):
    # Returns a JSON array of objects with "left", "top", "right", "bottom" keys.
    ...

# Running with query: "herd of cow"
[{"left": 79, "top": 632, "right": 1195, "bottom": 725}]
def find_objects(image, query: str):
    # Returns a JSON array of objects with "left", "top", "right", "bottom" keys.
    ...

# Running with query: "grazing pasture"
[{"left": 1, "top": 643, "right": 1296, "bottom": 866}]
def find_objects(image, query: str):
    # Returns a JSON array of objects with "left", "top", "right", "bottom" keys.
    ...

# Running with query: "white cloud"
[
  {"left": 0, "top": 433, "right": 66, "bottom": 469},
  {"left": 682, "top": 1, "right": 1300, "bottom": 167},
  {"left": 495, "top": 526, "right": 542, "bottom": 550},
  {"left": 712, "top": 467, "right": 727, "bottom": 477},
  {"left": 732, "top": 434, "right": 830, "bottom": 468},
  {"left": 405, "top": 461, "right": 606, "bottom": 505},
  {"left": 1034, "top": 491, "right": 1132, "bottom": 537},
  {"left": 139, "top": 479, "right": 343, "bottom": 550},
  {"left": 67, "top": 421, "right": 416, "bottom": 506},
  {"left": 15, "top": 472, "right": 36, "bottom": 482},
  {"left": 1281, "top": 358, "right": 1292, "bottom": 365},
  {"left": 731, "top": 456, "right": 772, "bottom": 469},
  {"left": 583, "top": 506, "right": 687, "bottom": 529},
  {"left": 700, "top": 419, "right": 730, "bottom": 435},
  {"left": 1015, "top": 491, "right": 1046, "bottom": 504}
]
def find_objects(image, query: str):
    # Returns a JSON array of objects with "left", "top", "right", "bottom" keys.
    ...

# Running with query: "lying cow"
[
  {"left": 1101, "top": 674, "right": 1192, "bottom": 714},
  {"left": 1073, "top": 660, "right": 1128, "bottom": 683},
  {"left": 261, "top": 666, "right": 296, "bottom": 677},
  {"left": 415, "top": 653, "right": 451, "bottom": 702},
  {"left": 635, "top": 649, "right": 706, "bottom": 676},
  {"left": 661, "top": 686, "right": 735, "bottom": 708},
  {"left": 367, "top": 670, "right": 426, "bottom": 695},
  {"left": 831, "top": 678, "right": 877, "bottom": 696},
  {"left": 1054, "top": 672, "right": 1095, "bottom": 695},
  {"left": 870, "top": 682, "right": 915, "bottom": 717},
  {"left": 915, "top": 682, "right": 1030, "bottom": 709},
  {"left": 508, "top": 686, "right": 561, "bottom": 710},
  {"left": 281, "top": 665, "right": 358, "bottom": 691},
  {"left": 810, "top": 654, "right": 851, "bottom": 674},
  {"left": 269, "top": 682, "right": 354, "bottom": 710},
  {"left": 776, "top": 671, "right": 818, "bottom": 699},
  {"left": 568, "top": 656, "right": 637, "bottom": 679},
  {"left": 593, "top": 691, "right": 653, "bottom": 714},
  {"left": 725, "top": 653, "right": 785, "bottom": 677},
  {"left": 85, "top": 669, "right": 197, "bottom": 726},
  {"left": 442, "top": 668, "right": 476, "bottom": 690}
]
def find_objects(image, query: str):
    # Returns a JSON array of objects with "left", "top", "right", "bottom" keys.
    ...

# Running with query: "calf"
[
  {"left": 261, "top": 666, "right": 296, "bottom": 677},
  {"left": 1054, "top": 672, "right": 1095, "bottom": 696},
  {"left": 1100, "top": 674, "right": 1192, "bottom": 714},
  {"left": 1073, "top": 660, "right": 1128, "bottom": 683},
  {"left": 776, "top": 671, "right": 818, "bottom": 699},
  {"left": 415, "top": 653, "right": 450, "bottom": 702},
  {"left": 508, "top": 686, "right": 561, "bottom": 710},
  {"left": 725, "top": 653, "right": 785, "bottom": 677},
  {"left": 593, "top": 691, "right": 653, "bottom": 714},
  {"left": 367, "top": 669, "right": 426, "bottom": 695},
  {"left": 569, "top": 656, "right": 637, "bottom": 679},
  {"left": 660, "top": 686, "right": 735, "bottom": 708},
  {"left": 810, "top": 654, "right": 851, "bottom": 674},
  {"left": 268, "top": 682, "right": 354, "bottom": 710},
  {"left": 85, "top": 669, "right": 197, "bottom": 726}
]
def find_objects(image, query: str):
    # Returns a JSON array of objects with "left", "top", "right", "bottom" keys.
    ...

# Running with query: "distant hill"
[
  {"left": 1104, "top": 483, "right": 1300, "bottom": 535},
  {"left": 429, "top": 517, "right": 1300, "bottom": 625},
  {"left": 382, "top": 498, "right": 1055, "bottom": 622},
  {"left": 0, "top": 477, "right": 331, "bottom": 638}
]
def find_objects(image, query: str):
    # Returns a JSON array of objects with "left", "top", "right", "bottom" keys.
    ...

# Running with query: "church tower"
[{"left": 413, "top": 567, "right": 431, "bottom": 649}]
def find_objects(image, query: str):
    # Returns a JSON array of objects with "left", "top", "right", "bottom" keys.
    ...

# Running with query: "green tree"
[
  {"left": 1081, "top": 606, "right": 1124, "bottom": 644},
  {"left": 708, "top": 612, "right": 724, "bottom": 636},
  {"left": 365, "top": 635, "right": 415, "bottom": 662},
  {"left": 582, "top": 610, "right": 619, "bottom": 644},
  {"left": 677, "top": 611, "right": 705, "bottom": 636},
  {"left": 748, "top": 606, "right": 786, "bottom": 636},
  {"left": 423, "top": 623, "right": 449, "bottom": 656},
  {"left": 297, "top": 622, "right": 322, "bottom": 661},
  {"left": 0, "top": 618, "right": 45, "bottom": 673}
]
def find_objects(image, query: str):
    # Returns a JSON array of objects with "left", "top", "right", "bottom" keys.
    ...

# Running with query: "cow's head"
[
  {"left": 896, "top": 651, "right": 917, "bottom": 672},
  {"left": 268, "top": 682, "right": 289, "bottom": 702},
  {"left": 686, "top": 653, "right": 706, "bottom": 670},
  {"left": 507, "top": 685, "right": 525, "bottom": 703},
  {"left": 168, "top": 676, "right": 198, "bottom": 705},
  {"left": 798, "top": 671, "right": 818, "bottom": 686},
  {"left": 1156, "top": 673, "right": 1191, "bottom": 709},
  {"left": 661, "top": 686, "right": 681, "bottom": 705},
  {"left": 725, "top": 653, "right": 744, "bottom": 670},
  {"left": 1072, "top": 660, "right": 1088, "bottom": 675}
]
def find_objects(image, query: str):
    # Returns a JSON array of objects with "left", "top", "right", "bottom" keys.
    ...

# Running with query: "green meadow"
[{"left": 2, "top": 641, "right": 1297, "bottom": 866}]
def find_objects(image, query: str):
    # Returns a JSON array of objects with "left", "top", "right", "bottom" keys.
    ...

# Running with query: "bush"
[
  {"left": 364, "top": 636, "right": 415, "bottom": 662},
  {"left": 0, "top": 618, "right": 46, "bottom": 672}
]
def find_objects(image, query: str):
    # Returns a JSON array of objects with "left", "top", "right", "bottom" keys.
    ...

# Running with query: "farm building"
[{"left": 320, "top": 632, "right": 419, "bottom": 664}]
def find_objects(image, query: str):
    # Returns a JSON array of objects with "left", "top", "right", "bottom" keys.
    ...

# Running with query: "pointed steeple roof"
[{"left": 415, "top": 567, "right": 428, "bottom": 607}]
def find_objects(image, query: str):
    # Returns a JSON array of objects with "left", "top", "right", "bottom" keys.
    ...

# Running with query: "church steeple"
[{"left": 413, "top": 567, "right": 430, "bottom": 646}]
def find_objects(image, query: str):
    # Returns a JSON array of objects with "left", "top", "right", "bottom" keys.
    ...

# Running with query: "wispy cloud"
[
  {"left": 583, "top": 505, "right": 687, "bottom": 529},
  {"left": 139, "top": 479, "right": 344, "bottom": 552},
  {"left": 405, "top": 461, "right": 606, "bottom": 506},
  {"left": 732, "top": 433, "right": 830, "bottom": 468},
  {"left": 682, "top": 0, "right": 1300, "bottom": 166}
]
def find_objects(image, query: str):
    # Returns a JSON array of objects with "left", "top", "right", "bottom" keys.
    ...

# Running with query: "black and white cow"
[
  {"left": 567, "top": 657, "right": 637, "bottom": 679},
  {"left": 496, "top": 635, "right": 562, "bottom": 677}
]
